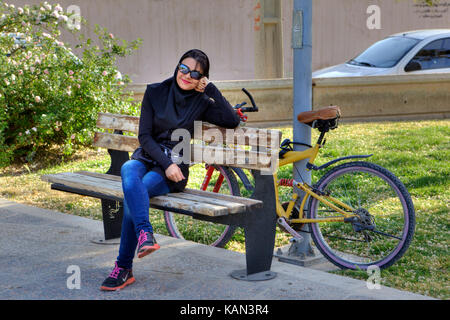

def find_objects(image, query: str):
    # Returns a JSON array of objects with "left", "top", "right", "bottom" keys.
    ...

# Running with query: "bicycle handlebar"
[
  {"left": 233, "top": 88, "right": 258, "bottom": 113},
  {"left": 241, "top": 88, "right": 258, "bottom": 112}
]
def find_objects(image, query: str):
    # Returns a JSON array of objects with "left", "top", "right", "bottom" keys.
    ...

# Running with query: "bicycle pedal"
[{"left": 277, "top": 218, "right": 304, "bottom": 243}]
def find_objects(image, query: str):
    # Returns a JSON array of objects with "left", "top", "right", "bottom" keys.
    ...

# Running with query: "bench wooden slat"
[
  {"left": 201, "top": 123, "right": 281, "bottom": 149},
  {"left": 76, "top": 171, "right": 122, "bottom": 182},
  {"left": 149, "top": 195, "right": 229, "bottom": 216},
  {"left": 191, "top": 144, "right": 275, "bottom": 171},
  {"left": 166, "top": 192, "right": 245, "bottom": 214},
  {"left": 95, "top": 113, "right": 282, "bottom": 151},
  {"left": 97, "top": 112, "right": 140, "bottom": 133},
  {"left": 75, "top": 171, "right": 262, "bottom": 210},
  {"left": 41, "top": 172, "right": 260, "bottom": 217},
  {"left": 183, "top": 189, "right": 262, "bottom": 207},
  {"left": 92, "top": 133, "right": 276, "bottom": 171},
  {"left": 42, "top": 172, "right": 124, "bottom": 198},
  {"left": 93, "top": 132, "right": 139, "bottom": 152}
]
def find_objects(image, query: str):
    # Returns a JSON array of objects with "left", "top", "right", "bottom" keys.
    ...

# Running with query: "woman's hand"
[
  {"left": 165, "top": 163, "right": 185, "bottom": 183},
  {"left": 195, "top": 77, "right": 209, "bottom": 93}
]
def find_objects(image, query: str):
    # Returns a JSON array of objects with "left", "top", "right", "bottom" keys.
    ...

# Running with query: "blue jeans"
[{"left": 117, "top": 160, "right": 170, "bottom": 269}]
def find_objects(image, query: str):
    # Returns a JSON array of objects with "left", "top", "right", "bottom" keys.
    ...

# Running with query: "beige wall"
[
  {"left": 127, "top": 74, "right": 450, "bottom": 126},
  {"left": 9, "top": 0, "right": 450, "bottom": 83},
  {"left": 10, "top": 0, "right": 256, "bottom": 83},
  {"left": 312, "top": 74, "right": 450, "bottom": 122}
]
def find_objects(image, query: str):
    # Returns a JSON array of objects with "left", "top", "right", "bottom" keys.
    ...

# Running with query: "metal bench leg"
[
  {"left": 98, "top": 147, "right": 129, "bottom": 241},
  {"left": 230, "top": 171, "right": 277, "bottom": 281},
  {"left": 100, "top": 200, "right": 124, "bottom": 241}
]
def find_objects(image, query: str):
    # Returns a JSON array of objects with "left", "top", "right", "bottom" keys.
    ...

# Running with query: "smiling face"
[{"left": 176, "top": 57, "right": 204, "bottom": 91}]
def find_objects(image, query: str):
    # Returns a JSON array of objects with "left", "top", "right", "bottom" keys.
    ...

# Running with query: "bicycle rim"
[
  {"left": 164, "top": 165, "right": 238, "bottom": 247},
  {"left": 308, "top": 161, "right": 415, "bottom": 270}
]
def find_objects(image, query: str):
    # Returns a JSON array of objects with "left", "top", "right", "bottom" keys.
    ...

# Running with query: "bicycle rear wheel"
[
  {"left": 307, "top": 161, "right": 415, "bottom": 270},
  {"left": 163, "top": 165, "right": 238, "bottom": 247}
]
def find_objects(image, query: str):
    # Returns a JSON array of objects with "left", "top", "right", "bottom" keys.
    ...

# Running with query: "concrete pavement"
[{"left": 0, "top": 198, "right": 433, "bottom": 300}]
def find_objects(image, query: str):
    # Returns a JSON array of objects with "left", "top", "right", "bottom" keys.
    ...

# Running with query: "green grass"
[{"left": 0, "top": 119, "right": 448, "bottom": 299}]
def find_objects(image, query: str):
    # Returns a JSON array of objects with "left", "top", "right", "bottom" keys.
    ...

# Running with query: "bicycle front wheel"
[
  {"left": 163, "top": 165, "right": 238, "bottom": 247},
  {"left": 308, "top": 161, "right": 415, "bottom": 270}
]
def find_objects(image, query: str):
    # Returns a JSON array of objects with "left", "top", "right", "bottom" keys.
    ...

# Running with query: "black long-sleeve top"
[{"left": 132, "top": 81, "right": 240, "bottom": 191}]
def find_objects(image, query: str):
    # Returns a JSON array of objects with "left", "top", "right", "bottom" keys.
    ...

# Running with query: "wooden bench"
[{"left": 41, "top": 112, "right": 281, "bottom": 281}]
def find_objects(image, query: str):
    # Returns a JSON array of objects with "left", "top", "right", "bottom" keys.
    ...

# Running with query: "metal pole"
[{"left": 291, "top": 0, "right": 314, "bottom": 257}]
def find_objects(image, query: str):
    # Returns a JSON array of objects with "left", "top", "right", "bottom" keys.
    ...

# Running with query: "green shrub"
[{"left": 0, "top": 2, "right": 142, "bottom": 167}]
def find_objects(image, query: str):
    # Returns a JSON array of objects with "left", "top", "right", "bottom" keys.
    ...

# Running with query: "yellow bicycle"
[
  {"left": 274, "top": 106, "right": 415, "bottom": 270},
  {"left": 164, "top": 88, "right": 415, "bottom": 270}
]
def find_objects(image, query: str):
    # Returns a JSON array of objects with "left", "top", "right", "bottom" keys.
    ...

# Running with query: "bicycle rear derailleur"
[{"left": 345, "top": 208, "right": 376, "bottom": 242}]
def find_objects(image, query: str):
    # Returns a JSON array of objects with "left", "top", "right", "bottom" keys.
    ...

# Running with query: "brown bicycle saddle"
[{"left": 297, "top": 106, "right": 341, "bottom": 124}]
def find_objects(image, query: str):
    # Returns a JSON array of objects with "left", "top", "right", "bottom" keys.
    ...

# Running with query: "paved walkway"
[{"left": 0, "top": 198, "right": 432, "bottom": 300}]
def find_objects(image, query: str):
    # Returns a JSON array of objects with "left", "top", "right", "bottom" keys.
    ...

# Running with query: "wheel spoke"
[{"left": 370, "top": 228, "right": 402, "bottom": 241}]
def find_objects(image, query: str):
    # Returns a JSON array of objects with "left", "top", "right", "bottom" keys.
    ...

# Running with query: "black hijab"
[{"left": 148, "top": 66, "right": 210, "bottom": 143}]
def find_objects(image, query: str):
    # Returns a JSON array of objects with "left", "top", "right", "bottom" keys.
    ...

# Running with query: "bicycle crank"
[{"left": 277, "top": 217, "right": 303, "bottom": 242}]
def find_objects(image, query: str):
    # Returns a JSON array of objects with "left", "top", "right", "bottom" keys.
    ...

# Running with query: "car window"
[
  {"left": 407, "top": 38, "right": 450, "bottom": 71},
  {"left": 349, "top": 36, "right": 420, "bottom": 68}
]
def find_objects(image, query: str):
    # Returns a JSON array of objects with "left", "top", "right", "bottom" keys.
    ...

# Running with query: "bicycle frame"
[{"left": 275, "top": 139, "right": 357, "bottom": 224}]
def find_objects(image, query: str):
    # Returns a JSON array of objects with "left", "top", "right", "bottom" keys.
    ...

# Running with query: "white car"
[{"left": 313, "top": 29, "right": 450, "bottom": 78}]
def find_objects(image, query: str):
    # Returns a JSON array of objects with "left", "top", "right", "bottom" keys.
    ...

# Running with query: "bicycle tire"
[
  {"left": 307, "top": 161, "right": 415, "bottom": 270},
  {"left": 163, "top": 165, "right": 238, "bottom": 247}
]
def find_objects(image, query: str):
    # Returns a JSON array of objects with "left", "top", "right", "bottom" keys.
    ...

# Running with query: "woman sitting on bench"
[{"left": 100, "top": 49, "right": 240, "bottom": 291}]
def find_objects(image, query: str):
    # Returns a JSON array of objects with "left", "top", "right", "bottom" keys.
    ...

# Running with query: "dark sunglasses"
[{"left": 177, "top": 63, "right": 203, "bottom": 80}]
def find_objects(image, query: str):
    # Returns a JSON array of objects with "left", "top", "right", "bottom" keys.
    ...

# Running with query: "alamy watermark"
[
  {"left": 66, "top": 5, "right": 81, "bottom": 31},
  {"left": 366, "top": 5, "right": 381, "bottom": 29},
  {"left": 170, "top": 121, "right": 279, "bottom": 174},
  {"left": 66, "top": 265, "right": 81, "bottom": 290},
  {"left": 366, "top": 265, "right": 382, "bottom": 290}
]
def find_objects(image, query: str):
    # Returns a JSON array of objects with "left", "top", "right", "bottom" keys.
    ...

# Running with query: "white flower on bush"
[
  {"left": 43, "top": 2, "right": 52, "bottom": 11},
  {"left": 4, "top": 79, "right": 10, "bottom": 86},
  {"left": 32, "top": 127, "right": 37, "bottom": 132},
  {"left": 18, "top": 7, "right": 24, "bottom": 14},
  {"left": 58, "top": 14, "right": 68, "bottom": 22},
  {"left": 55, "top": 4, "right": 63, "bottom": 12},
  {"left": 34, "top": 96, "right": 41, "bottom": 103},
  {"left": 25, "top": 130, "right": 30, "bottom": 135},
  {"left": 102, "top": 71, "right": 108, "bottom": 76}
]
